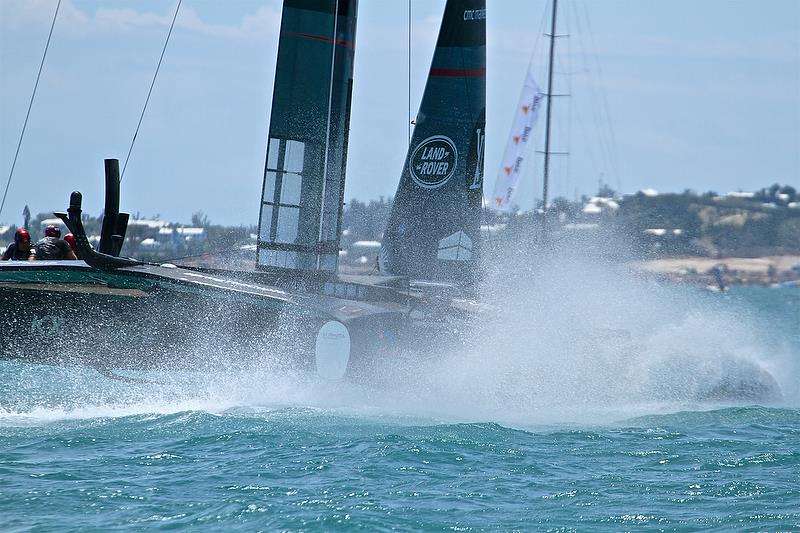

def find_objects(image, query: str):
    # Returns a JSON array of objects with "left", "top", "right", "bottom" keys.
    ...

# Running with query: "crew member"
[
  {"left": 64, "top": 233, "right": 78, "bottom": 254},
  {"left": 1, "top": 228, "right": 34, "bottom": 260},
  {"left": 32, "top": 224, "right": 78, "bottom": 260}
]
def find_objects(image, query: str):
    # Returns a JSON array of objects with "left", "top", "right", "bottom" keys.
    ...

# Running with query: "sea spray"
[
  {"left": 1, "top": 235, "right": 795, "bottom": 427},
  {"left": 349, "top": 232, "right": 792, "bottom": 424}
]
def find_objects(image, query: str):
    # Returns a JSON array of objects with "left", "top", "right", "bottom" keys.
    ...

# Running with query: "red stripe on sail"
[
  {"left": 285, "top": 31, "right": 354, "bottom": 49},
  {"left": 430, "top": 67, "right": 486, "bottom": 77}
]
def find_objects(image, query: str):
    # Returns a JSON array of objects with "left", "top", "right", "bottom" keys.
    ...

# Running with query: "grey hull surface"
[{"left": 0, "top": 261, "right": 409, "bottom": 375}]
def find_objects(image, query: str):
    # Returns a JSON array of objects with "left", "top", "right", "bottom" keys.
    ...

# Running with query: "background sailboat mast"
[{"left": 541, "top": 0, "right": 558, "bottom": 236}]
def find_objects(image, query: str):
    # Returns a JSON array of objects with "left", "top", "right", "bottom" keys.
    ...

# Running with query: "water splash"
[
  {"left": 352, "top": 235, "right": 795, "bottom": 424},
  {"left": 1, "top": 236, "right": 796, "bottom": 428}
]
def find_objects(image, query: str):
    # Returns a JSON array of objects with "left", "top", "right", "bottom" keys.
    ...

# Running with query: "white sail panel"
[
  {"left": 491, "top": 68, "right": 544, "bottom": 211},
  {"left": 437, "top": 230, "right": 473, "bottom": 261}
]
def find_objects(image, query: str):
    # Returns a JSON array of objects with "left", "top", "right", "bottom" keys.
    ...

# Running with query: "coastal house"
[
  {"left": 726, "top": 191, "right": 756, "bottom": 199},
  {"left": 346, "top": 240, "right": 381, "bottom": 266},
  {"left": 582, "top": 196, "right": 619, "bottom": 216}
]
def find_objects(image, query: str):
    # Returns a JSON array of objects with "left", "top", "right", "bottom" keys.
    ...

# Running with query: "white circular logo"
[
  {"left": 314, "top": 321, "right": 351, "bottom": 381},
  {"left": 409, "top": 135, "right": 458, "bottom": 189}
]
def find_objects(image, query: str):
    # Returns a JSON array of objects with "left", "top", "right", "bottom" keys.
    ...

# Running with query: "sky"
[{"left": 0, "top": 0, "right": 798, "bottom": 227}]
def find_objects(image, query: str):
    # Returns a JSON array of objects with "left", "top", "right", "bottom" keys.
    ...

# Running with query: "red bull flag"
[{"left": 491, "top": 68, "right": 545, "bottom": 211}]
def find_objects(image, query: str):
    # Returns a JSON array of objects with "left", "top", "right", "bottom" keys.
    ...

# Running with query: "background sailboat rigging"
[{"left": 489, "top": 0, "right": 622, "bottom": 218}]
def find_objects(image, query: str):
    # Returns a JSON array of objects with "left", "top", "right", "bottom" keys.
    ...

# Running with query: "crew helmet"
[
  {"left": 45, "top": 224, "right": 61, "bottom": 238},
  {"left": 64, "top": 233, "right": 77, "bottom": 252},
  {"left": 15, "top": 228, "right": 30, "bottom": 243}
]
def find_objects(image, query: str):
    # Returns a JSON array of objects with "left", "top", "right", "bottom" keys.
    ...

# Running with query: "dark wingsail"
[
  {"left": 257, "top": 0, "right": 358, "bottom": 274},
  {"left": 380, "top": 0, "right": 486, "bottom": 286}
]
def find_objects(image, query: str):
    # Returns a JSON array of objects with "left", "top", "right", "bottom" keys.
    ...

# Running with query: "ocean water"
[{"left": 1, "top": 283, "right": 798, "bottom": 531}]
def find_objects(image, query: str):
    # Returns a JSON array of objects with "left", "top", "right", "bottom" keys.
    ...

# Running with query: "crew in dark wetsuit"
[
  {"left": 1, "top": 228, "right": 34, "bottom": 261},
  {"left": 32, "top": 224, "right": 78, "bottom": 260}
]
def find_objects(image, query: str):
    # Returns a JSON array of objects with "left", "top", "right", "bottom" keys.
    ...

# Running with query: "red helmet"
[
  {"left": 15, "top": 228, "right": 30, "bottom": 243},
  {"left": 45, "top": 224, "right": 61, "bottom": 238},
  {"left": 64, "top": 233, "right": 77, "bottom": 252}
]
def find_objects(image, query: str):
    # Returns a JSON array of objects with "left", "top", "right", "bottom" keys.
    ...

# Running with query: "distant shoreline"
[{"left": 631, "top": 255, "right": 800, "bottom": 286}]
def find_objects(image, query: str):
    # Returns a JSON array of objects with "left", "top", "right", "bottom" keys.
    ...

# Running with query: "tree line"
[{"left": 3, "top": 183, "right": 797, "bottom": 261}]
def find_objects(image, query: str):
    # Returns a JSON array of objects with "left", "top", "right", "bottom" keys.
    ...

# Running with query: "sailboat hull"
[{"left": 0, "top": 261, "right": 406, "bottom": 375}]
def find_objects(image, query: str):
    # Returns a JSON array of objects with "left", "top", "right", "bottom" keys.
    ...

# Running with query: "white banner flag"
[{"left": 491, "top": 69, "right": 545, "bottom": 211}]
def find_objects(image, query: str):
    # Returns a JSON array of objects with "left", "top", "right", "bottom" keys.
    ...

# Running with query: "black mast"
[{"left": 541, "top": 0, "right": 558, "bottom": 239}]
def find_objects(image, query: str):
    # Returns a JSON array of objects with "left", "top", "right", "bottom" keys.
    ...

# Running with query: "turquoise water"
[{"left": 1, "top": 285, "right": 798, "bottom": 531}]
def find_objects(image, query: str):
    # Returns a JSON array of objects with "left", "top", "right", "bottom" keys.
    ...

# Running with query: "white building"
[{"left": 582, "top": 196, "right": 619, "bottom": 216}]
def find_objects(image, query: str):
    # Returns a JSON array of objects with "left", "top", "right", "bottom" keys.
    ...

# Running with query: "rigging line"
[
  {"left": 481, "top": 189, "right": 494, "bottom": 249},
  {"left": 161, "top": 243, "right": 253, "bottom": 263},
  {"left": 408, "top": 0, "right": 412, "bottom": 143},
  {"left": 529, "top": 4, "right": 548, "bottom": 75},
  {"left": 121, "top": 0, "right": 182, "bottom": 182},
  {"left": 316, "top": 0, "right": 341, "bottom": 256},
  {"left": 571, "top": 1, "right": 611, "bottom": 186},
  {"left": 567, "top": 1, "right": 591, "bottom": 175},
  {"left": 0, "top": 0, "right": 62, "bottom": 222},
  {"left": 579, "top": 0, "right": 622, "bottom": 191},
  {"left": 526, "top": 2, "right": 550, "bottom": 211},
  {"left": 563, "top": 3, "right": 573, "bottom": 201},
  {"left": 582, "top": 4, "right": 622, "bottom": 189},
  {"left": 571, "top": 1, "right": 609, "bottom": 178}
]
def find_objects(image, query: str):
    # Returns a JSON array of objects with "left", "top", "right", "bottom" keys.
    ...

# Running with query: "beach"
[{"left": 633, "top": 255, "right": 800, "bottom": 286}]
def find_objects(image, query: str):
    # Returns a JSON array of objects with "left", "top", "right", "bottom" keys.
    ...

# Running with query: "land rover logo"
[{"left": 410, "top": 135, "right": 458, "bottom": 189}]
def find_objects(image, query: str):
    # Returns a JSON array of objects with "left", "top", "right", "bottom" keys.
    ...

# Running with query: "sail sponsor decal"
[
  {"left": 463, "top": 9, "right": 486, "bottom": 20},
  {"left": 409, "top": 135, "right": 458, "bottom": 189},
  {"left": 491, "top": 68, "right": 545, "bottom": 210},
  {"left": 315, "top": 321, "right": 350, "bottom": 381},
  {"left": 466, "top": 109, "right": 486, "bottom": 190},
  {"left": 468, "top": 128, "right": 485, "bottom": 190}
]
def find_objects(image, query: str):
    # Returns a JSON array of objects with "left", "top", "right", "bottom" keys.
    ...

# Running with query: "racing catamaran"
[{"left": 0, "top": 0, "right": 487, "bottom": 379}]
